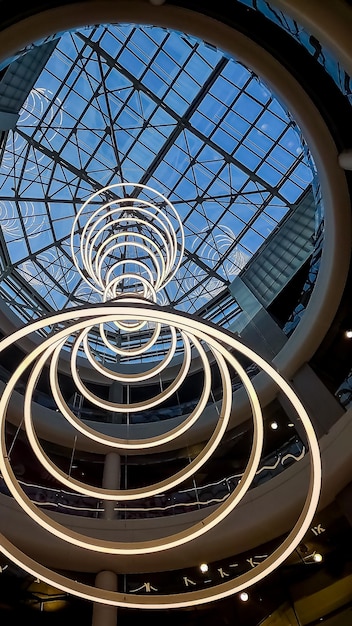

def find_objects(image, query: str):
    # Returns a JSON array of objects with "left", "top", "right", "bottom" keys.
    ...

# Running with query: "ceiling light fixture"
[{"left": 0, "top": 184, "right": 322, "bottom": 609}]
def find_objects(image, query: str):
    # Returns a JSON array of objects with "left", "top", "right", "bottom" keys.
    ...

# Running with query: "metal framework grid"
[{"left": 0, "top": 24, "right": 313, "bottom": 359}]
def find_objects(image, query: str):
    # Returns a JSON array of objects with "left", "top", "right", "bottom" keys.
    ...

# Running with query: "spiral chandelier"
[{"left": 0, "top": 183, "right": 321, "bottom": 609}]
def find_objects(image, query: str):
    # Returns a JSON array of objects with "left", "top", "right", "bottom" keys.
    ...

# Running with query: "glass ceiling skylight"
[{"left": 0, "top": 23, "right": 313, "bottom": 333}]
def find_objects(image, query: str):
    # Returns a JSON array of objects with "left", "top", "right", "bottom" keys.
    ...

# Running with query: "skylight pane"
[{"left": 0, "top": 22, "right": 315, "bottom": 360}]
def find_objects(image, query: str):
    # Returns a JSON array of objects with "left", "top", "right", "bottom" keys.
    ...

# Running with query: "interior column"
[
  {"left": 102, "top": 451, "right": 121, "bottom": 520},
  {"left": 92, "top": 570, "right": 118, "bottom": 626}
]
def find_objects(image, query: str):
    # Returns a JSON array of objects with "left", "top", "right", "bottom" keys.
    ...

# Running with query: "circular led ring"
[
  {"left": 49, "top": 328, "right": 209, "bottom": 447},
  {"left": 104, "top": 257, "right": 155, "bottom": 296},
  {"left": 0, "top": 303, "right": 320, "bottom": 607},
  {"left": 70, "top": 183, "right": 184, "bottom": 293},
  {"left": 82, "top": 201, "right": 176, "bottom": 286},
  {"left": 93, "top": 226, "right": 169, "bottom": 295},
  {"left": 102, "top": 272, "right": 157, "bottom": 331},
  {"left": 103, "top": 270, "right": 157, "bottom": 301},
  {"left": 69, "top": 330, "right": 191, "bottom": 414},
  {"left": 81, "top": 324, "right": 179, "bottom": 383},
  {"left": 96, "top": 234, "right": 165, "bottom": 295},
  {"left": 70, "top": 331, "right": 211, "bottom": 448},
  {"left": 103, "top": 261, "right": 158, "bottom": 332},
  {"left": 86, "top": 210, "right": 175, "bottom": 291},
  {"left": 99, "top": 315, "right": 163, "bottom": 357},
  {"left": 22, "top": 333, "right": 225, "bottom": 502},
  {"left": 1, "top": 324, "right": 261, "bottom": 554}
]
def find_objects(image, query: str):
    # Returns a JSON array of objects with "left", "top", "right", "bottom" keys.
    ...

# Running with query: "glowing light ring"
[
  {"left": 96, "top": 238, "right": 163, "bottom": 332},
  {"left": 49, "top": 328, "right": 213, "bottom": 447},
  {"left": 0, "top": 312, "right": 262, "bottom": 554},
  {"left": 82, "top": 205, "right": 173, "bottom": 292},
  {"left": 98, "top": 320, "right": 161, "bottom": 355},
  {"left": 87, "top": 210, "right": 175, "bottom": 292},
  {"left": 102, "top": 271, "right": 157, "bottom": 332},
  {"left": 83, "top": 198, "right": 180, "bottom": 289},
  {"left": 96, "top": 235, "right": 165, "bottom": 295},
  {"left": 104, "top": 257, "right": 155, "bottom": 296},
  {"left": 0, "top": 303, "right": 321, "bottom": 608},
  {"left": 95, "top": 233, "right": 165, "bottom": 296},
  {"left": 81, "top": 324, "right": 179, "bottom": 383},
  {"left": 104, "top": 271, "right": 157, "bottom": 302},
  {"left": 68, "top": 328, "right": 192, "bottom": 414},
  {"left": 23, "top": 334, "right": 226, "bottom": 502},
  {"left": 97, "top": 295, "right": 163, "bottom": 357},
  {"left": 70, "top": 183, "right": 184, "bottom": 295}
]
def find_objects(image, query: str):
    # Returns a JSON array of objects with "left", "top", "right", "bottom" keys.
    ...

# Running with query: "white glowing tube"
[
  {"left": 0, "top": 180, "right": 321, "bottom": 610},
  {"left": 0, "top": 302, "right": 321, "bottom": 609}
]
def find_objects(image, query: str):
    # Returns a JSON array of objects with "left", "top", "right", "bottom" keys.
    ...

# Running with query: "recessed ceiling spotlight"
[
  {"left": 288, "top": 423, "right": 295, "bottom": 427},
  {"left": 239, "top": 591, "right": 249, "bottom": 602},
  {"left": 345, "top": 329, "right": 352, "bottom": 338},
  {"left": 200, "top": 563, "right": 209, "bottom": 573},
  {"left": 313, "top": 552, "right": 323, "bottom": 562},
  {"left": 270, "top": 421, "right": 278, "bottom": 430}
]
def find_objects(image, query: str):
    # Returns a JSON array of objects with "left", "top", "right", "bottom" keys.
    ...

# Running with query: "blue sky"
[{"left": 0, "top": 23, "right": 314, "bottom": 359}]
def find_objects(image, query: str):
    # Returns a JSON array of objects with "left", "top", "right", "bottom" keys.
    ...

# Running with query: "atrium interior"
[{"left": 0, "top": 1, "right": 351, "bottom": 625}]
